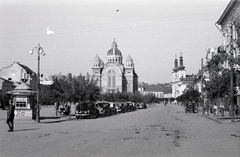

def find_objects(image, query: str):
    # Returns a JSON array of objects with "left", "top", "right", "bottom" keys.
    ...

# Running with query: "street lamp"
[{"left": 30, "top": 44, "right": 46, "bottom": 123}]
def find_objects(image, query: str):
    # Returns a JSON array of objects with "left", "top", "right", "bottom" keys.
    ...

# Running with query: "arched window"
[{"left": 108, "top": 70, "right": 116, "bottom": 88}]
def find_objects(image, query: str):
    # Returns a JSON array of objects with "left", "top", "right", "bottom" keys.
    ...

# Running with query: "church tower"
[
  {"left": 92, "top": 54, "right": 103, "bottom": 87},
  {"left": 178, "top": 53, "right": 186, "bottom": 79},
  {"left": 125, "top": 54, "right": 138, "bottom": 93},
  {"left": 172, "top": 55, "right": 178, "bottom": 82},
  {"left": 171, "top": 53, "right": 188, "bottom": 98}
]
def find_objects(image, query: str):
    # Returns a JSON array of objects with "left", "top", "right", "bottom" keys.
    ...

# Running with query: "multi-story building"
[
  {"left": 216, "top": 0, "right": 240, "bottom": 59},
  {"left": 216, "top": 0, "right": 240, "bottom": 109},
  {"left": 0, "top": 62, "right": 37, "bottom": 90}
]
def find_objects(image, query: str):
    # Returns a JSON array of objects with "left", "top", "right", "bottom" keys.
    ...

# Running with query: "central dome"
[{"left": 106, "top": 39, "right": 123, "bottom": 64}]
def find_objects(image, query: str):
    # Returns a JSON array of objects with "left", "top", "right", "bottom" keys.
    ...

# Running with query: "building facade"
[
  {"left": 92, "top": 39, "right": 138, "bottom": 94},
  {"left": 0, "top": 62, "right": 37, "bottom": 90},
  {"left": 138, "top": 82, "right": 165, "bottom": 98},
  {"left": 216, "top": 0, "right": 240, "bottom": 109},
  {"left": 171, "top": 54, "right": 195, "bottom": 98},
  {"left": 216, "top": 0, "right": 240, "bottom": 59}
]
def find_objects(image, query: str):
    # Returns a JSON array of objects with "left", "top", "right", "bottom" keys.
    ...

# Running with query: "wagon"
[{"left": 185, "top": 102, "right": 197, "bottom": 113}]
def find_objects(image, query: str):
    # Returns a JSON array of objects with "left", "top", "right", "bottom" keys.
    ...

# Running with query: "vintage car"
[
  {"left": 137, "top": 102, "right": 147, "bottom": 109},
  {"left": 75, "top": 102, "right": 99, "bottom": 119},
  {"left": 126, "top": 102, "right": 137, "bottom": 111},
  {"left": 109, "top": 102, "right": 117, "bottom": 115},
  {"left": 114, "top": 102, "right": 123, "bottom": 113},
  {"left": 143, "top": 102, "right": 147, "bottom": 109},
  {"left": 121, "top": 102, "right": 129, "bottom": 112},
  {"left": 185, "top": 102, "right": 197, "bottom": 113},
  {"left": 96, "top": 102, "right": 112, "bottom": 116},
  {"left": 137, "top": 103, "right": 143, "bottom": 109}
]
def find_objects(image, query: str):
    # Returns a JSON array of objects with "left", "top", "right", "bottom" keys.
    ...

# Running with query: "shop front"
[{"left": 7, "top": 82, "right": 36, "bottom": 119}]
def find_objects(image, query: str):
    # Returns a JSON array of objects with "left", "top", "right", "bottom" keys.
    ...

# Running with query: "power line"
[
  {"left": 0, "top": 17, "right": 218, "bottom": 40},
  {"left": 0, "top": 11, "right": 221, "bottom": 38}
]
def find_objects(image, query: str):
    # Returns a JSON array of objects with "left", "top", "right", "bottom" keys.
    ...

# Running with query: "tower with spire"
[
  {"left": 171, "top": 53, "right": 188, "bottom": 98},
  {"left": 178, "top": 53, "right": 186, "bottom": 79}
]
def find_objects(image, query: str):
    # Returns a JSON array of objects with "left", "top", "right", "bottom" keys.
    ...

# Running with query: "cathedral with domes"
[{"left": 92, "top": 39, "right": 138, "bottom": 94}]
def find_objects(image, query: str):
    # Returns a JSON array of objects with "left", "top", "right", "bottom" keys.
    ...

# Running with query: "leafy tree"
[{"left": 40, "top": 73, "right": 100, "bottom": 103}]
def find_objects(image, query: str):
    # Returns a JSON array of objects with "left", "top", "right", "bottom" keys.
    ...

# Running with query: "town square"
[{"left": 0, "top": 0, "right": 240, "bottom": 157}]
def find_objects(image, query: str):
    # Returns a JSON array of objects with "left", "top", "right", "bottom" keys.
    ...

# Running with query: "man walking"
[{"left": 6, "top": 100, "right": 15, "bottom": 132}]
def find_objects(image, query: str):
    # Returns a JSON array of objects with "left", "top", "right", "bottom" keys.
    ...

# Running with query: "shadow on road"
[
  {"left": 40, "top": 116, "right": 62, "bottom": 120},
  {"left": 40, "top": 116, "right": 72, "bottom": 124},
  {"left": 14, "top": 128, "right": 39, "bottom": 132}
]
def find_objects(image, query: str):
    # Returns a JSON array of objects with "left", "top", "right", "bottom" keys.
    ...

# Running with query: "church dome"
[
  {"left": 125, "top": 55, "right": 134, "bottom": 68},
  {"left": 107, "top": 40, "right": 122, "bottom": 57},
  {"left": 106, "top": 39, "right": 123, "bottom": 64},
  {"left": 178, "top": 65, "right": 185, "bottom": 70},
  {"left": 125, "top": 55, "right": 133, "bottom": 63},
  {"left": 93, "top": 54, "right": 102, "bottom": 68},
  {"left": 94, "top": 54, "right": 101, "bottom": 63}
]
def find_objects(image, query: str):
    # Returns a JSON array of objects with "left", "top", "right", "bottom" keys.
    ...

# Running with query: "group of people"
[{"left": 54, "top": 101, "right": 72, "bottom": 115}]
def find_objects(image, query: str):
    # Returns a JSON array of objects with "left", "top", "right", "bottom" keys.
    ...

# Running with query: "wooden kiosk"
[{"left": 7, "top": 82, "right": 36, "bottom": 119}]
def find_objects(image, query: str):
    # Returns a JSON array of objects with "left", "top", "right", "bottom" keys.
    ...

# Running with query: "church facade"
[
  {"left": 92, "top": 39, "right": 138, "bottom": 94},
  {"left": 171, "top": 53, "right": 195, "bottom": 98}
]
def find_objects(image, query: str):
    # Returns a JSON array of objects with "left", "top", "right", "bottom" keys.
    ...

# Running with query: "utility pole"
[{"left": 230, "top": 21, "right": 235, "bottom": 123}]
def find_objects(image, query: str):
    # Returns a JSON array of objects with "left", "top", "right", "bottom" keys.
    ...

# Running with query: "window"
[
  {"left": 108, "top": 70, "right": 116, "bottom": 88},
  {"left": 16, "top": 97, "right": 28, "bottom": 108}
]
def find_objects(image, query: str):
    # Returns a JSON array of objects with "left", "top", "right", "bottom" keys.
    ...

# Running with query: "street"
[{"left": 0, "top": 104, "right": 239, "bottom": 157}]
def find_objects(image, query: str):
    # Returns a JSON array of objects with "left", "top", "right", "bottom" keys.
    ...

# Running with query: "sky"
[{"left": 0, "top": 0, "right": 230, "bottom": 84}]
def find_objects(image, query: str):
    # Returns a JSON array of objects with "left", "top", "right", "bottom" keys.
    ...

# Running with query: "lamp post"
[
  {"left": 30, "top": 44, "right": 45, "bottom": 123},
  {"left": 230, "top": 57, "right": 234, "bottom": 123}
]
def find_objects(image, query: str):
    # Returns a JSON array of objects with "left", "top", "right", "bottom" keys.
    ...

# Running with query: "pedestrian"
[
  {"left": 235, "top": 105, "right": 239, "bottom": 118},
  {"left": 54, "top": 101, "right": 59, "bottom": 116},
  {"left": 6, "top": 100, "right": 15, "bottom": 132}
]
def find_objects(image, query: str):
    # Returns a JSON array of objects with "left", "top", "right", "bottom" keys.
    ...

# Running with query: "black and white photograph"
[{"left": 0, "top": 0, "right": 239, "bottom": 157}]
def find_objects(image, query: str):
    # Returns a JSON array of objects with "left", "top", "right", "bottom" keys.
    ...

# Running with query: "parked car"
[
  {"left": 126, "top": 102, "right": 137, "bottom": 111},
  {"left": 96, "top": 102, "right": 112, "bottom": 116},
  {"left": 121, "top": 102, "right": 129, "bottom": 112},
  {"left": 143, "top": 102, "right": 147, "bottom": 109},
  {"left": 114, "top": 102, "right": 123, "bottom": 113},
  {"left": 75, "top": 102, "right": 99, "bottom": 119},
  {"left": 137, "top": 103, "right": 143, "bottom": 109},
  {"left": 109, "top": 102, "right": 117, "bottom": 115}
]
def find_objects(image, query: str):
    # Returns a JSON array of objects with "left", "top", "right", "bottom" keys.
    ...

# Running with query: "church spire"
[
  {"left": 173, "top": 55, "right": 178, "bottom": 72},
  {"left": 178, "top": 52, "right": 185, "bottom": 70},
  {"left": 111, "top": 38, "right": 117, "bottom": 49}
]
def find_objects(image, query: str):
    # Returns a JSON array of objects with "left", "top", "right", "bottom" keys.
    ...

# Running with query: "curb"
[{"left": 202, "top": 114, "right": 222, "bottom": 123}]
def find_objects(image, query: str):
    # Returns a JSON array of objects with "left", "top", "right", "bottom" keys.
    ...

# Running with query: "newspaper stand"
[{"left": 7, "top": 82, "right": 36, "bottom": 120}]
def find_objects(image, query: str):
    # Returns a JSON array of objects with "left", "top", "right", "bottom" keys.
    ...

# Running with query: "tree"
[{"left": 40, "top": 73, "right": 100, "bottom": 103}]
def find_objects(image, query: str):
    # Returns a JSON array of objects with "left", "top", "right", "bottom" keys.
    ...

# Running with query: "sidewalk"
[
  {"left": 0, "top": 106, "right": 75, "bottom": 124},
  {"left": 174, "top": 103, "right": 240, "bottom": 124},
  {"left": 202, "top": 111, "right": 240, "bottom": 124}
]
